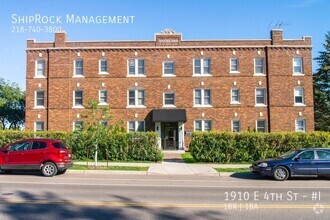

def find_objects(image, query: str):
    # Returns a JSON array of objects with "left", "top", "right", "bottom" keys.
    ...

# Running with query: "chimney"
[
  {"left": 271, "top": 29, "right": 283, "bottom": 45},
  {"left": 55, "top": 31, "right": 67, "bottom": 47}
]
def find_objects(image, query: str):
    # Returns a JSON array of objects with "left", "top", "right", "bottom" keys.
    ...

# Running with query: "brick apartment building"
[{"left": 25, "top": 29, "right": 314, "bottom": 150}]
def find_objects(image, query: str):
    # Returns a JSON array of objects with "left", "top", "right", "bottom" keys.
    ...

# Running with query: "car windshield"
[{"left": 280, "top": 150, "right": 300, "bottom": 159}]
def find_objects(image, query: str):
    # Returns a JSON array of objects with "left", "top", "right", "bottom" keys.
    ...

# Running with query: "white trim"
[
  {"left": 231, "top": 120, "right": 241, "bottom": 132},
  {"left": 230, "top": 88, "right": 241, "bottom": 104},
  {"left": 163, "top": 92, "right": 176, "bottom": 107},
  {"left": 295, "top": 118, "right": 306, "bottom": 132},
  {"left": 98, "top": 59, "right": 109, "bottom": 74},
  {"left": 34, "top": 90, "right": 45, "bottom": 108},
  {"left": 193, "top": 88, "right": 212, "bottom": 107},
  {"left": 127, "top": 89, "right": 146, "bottom": 108},
  {"left": 193, "top": 58, "right": 212, "bottom": 76},
  {"left": 98, "top": 90, "right": 108, "bottom": 105},
  {"left": 255, "top": 88, "right": 266, "bottom": 105},
  {"left": 254, "top": 57, "right": 265, "bottom": 75},
  {"left": 293, "top": 57, "right": 304, "bottom": 75},
  {"left": 35, "top": 59, "right": 46, "bottom": 77},
  {"left": 127, "top": 120, "right": 146, "bottom": 132},
  {"left": 127, "top": 58, "right": 145, "bottom": 76},
  {"left": 162, "top": 61, "right": 175, "bottom": 76},
  {"left": 73, "top": 59, "right": 84, "bottom": 76}
]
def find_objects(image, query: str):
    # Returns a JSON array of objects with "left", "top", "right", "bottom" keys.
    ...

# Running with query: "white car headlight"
[{"left": 258, "top": 163, "right": 268, "bottom": 168}]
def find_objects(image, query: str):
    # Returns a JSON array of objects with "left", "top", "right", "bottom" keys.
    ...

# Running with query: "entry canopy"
[{"left": 152, "top": 109, "right": 187, "bottom": 122}]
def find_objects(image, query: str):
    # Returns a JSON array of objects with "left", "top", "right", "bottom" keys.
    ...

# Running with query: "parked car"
[
  {"left": 250, "top": 148, "right": 330, "bottom": 181},
  {"left": 0, "top": 138, "right": 73, "bottom": 177}
]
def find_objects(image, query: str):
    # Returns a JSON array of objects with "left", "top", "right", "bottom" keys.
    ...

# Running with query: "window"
[
  {"left": 74, "top": 90, "right": 83, "bottom": 107},
  {"left": 164, "top": 92, "right": 175, "bottom": 106},
  {"left": 256, "top": 120, "right": 266, "bottom": 132},
  {"left": 294, "top": 88, "right": 304, "bottom": 105},
  {"left": 10, "top": 142, "right": 30, "bottom": 151},
  {"left": 52, "top": 142, "right": 69, "bottom": 149},
  {"left": 35, "top": 60, "right": 45, "bottom": 77},
  {"left": 99, "top": 59, "right": 108, "bottom": 73},
  {"left": 295, "top": 119, "right": 306, "bottom": 132},
  {"left": 35, "top": 122, "right": 44, "bottom": 131},
  {"left": 74, "top": 121, "right": 83, "bottom": 131},
  {"left": 128, "top": 121, "right": 145, "bottom": 132},
  {"left": 293, "top": 58, "right": 303, "bottom": 75},
  {"left": 255, "top": 88, "right": 266, "bottom": 105},
  {"left": 128, "top": 89, "right": 145, "bottom": 107},
  {"left": 316, "top": 151, "right": 330, "bottom": 160},
  {"left": 194, "top": 89, "right": 212, "bottom": 107},
  {"left": 99, "top": 90, "right": 108, "bottom": 104},
  {"left": 230, "top": 58, "right": 239, "bottom": 72},
  {"left": 254, "top": 58, "right": 264, "bottom": 75},
  {"left": 74, "top": 60, "right": 84, "bottom": 76},
  {"left": 232, "top": 120, "right": 241, "bottom": 132},
  {"left": 194, "top": 58, "right": 211, "bottom": 75},
  {"left": 31, "top": 141, "right": 47, "bottom": 150},
  {"left": 35, "top": 90, "right": 45, "bottom": 107},
  {"left": 298, "top": 151, "right": 314, "bottom": 160},
  {"left": 163, "top": 61, "right": 175, "bottom": 76},
  {"left": 231, "top": 88, "right": 240, "bottom": 104},
  {"left": 128, "top": 59, "right": 145, "bottom": 76},
  {"left": 100, "top": 121, "right": 108, "bottom": 126},
  {"left": 194, "top": 120, "right": 212, "bottom": 132}
]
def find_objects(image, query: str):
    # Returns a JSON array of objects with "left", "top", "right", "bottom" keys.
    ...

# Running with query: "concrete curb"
[{"left": 67, "top": 170, "right": 147, "bottom": 175}]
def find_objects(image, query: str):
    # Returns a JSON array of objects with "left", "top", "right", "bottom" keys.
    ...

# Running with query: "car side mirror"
[
  {"left": 3, "top": 149, "right": 9, "bottom": 154},
  {"left": 294, "top": 157, "right": 300, "bottom": 161}
]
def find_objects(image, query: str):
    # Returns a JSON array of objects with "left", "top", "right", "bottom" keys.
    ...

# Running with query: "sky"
[{"left": 0, "top": 0, "right": 329, "bottom": 90}]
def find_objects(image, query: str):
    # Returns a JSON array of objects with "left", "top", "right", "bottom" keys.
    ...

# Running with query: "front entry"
[{"left": 161, "top": 122, "right": 178, "bottom": 150}]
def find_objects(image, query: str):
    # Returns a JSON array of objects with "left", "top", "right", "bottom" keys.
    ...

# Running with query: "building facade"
[{"left": 26, "top": 29, "right": 314, "bottom": 150}]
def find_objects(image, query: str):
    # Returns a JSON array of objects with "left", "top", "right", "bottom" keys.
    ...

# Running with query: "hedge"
[
  {"left": 189, "top": 131, "right": 330, "bottom": 163},
  {"left": 0, "top": 130, "right": 163, "bottom": 162}
]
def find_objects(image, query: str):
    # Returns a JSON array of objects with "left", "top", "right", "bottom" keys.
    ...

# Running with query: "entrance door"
[{"left": 162, "top": 122, "right": 178, "bottom": 150}]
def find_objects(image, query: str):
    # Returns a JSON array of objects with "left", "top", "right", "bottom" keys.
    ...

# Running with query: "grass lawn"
[
  {"left": 214, "top": 168, "right": 250, "bottom": 173},
  {"left": 70, "top": 164, "right": 149, "bottom": 171},
  {"left": 181, "top": 152, "right": 197, "bottom": 163}
]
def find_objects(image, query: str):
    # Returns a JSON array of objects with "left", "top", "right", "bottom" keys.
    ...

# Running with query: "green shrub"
[
  {"left": 189, "top": 131, "right": 330, "bottom": 163},
  {"left": 0, "top": 130, "right": 163, "bottom": 162}
]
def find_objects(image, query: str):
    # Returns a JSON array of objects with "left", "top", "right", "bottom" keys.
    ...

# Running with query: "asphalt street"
[{"left": 0, "top": 172, "right": 329, "bottom": 220}]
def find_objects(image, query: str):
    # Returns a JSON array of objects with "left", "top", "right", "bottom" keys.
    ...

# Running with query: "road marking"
[{"left": 0, "top": 199, "right": 329, "bottom": 209}]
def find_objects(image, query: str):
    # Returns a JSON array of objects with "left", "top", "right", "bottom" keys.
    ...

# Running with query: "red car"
[{"left": 0, "top": 138, "right": 73, "bottom": 177}]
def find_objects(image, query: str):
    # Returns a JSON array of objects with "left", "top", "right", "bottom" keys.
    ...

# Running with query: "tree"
[
  {"left": 79, "top": 99, "right": 124, "bottom": 166},
  {"left": 314, "top": 32, "right": 330, "bottom": 131},
  {"left": 0, "top": 78, "right": 25, "bottom": 129}
]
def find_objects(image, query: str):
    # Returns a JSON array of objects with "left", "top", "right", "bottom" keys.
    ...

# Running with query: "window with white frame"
[
  {"left": 128, "top": 121, "right": 145, "bottom": 132},
  {"left": 254, "top": 58, "right": 264, "bottom": 75},
  {"left": 74, "top": 121, "right": 83, "bottom": 131},
  {"left": 128, "top": 59, "right": 145, "bottom": 76},
  {"left": 295, "top": 119, "right": 306, "bottom": 132},
  {"left": 231, "top": 88, "right": 240, "bottom": 104},
  {"left": 230, "top": 58, "right": 239, "bottom": 72},
  {"left": 194, "top": 58, "right": 211, "bottom": 75},
  {"left": 74, "top": 90, "right": 83, "bottom": 107},
  {"left": 255, "top": 88, "right": 266, "bottom": 105},
  {"left": 35, "top": 60, "right": 45, "bottom": 77},
  {"left": 194, "top": 89, "right": 212, "bottom": 106},
  {"left": 194, "top": 120, "right": 212, "bottom": 132},
  {"left": 256, "top": 120, "right": 266, "bottom": 132},
  {"left": 163, "top": 61, "right": 175, "bottom": 76},
  {"left": 164, "top": 92, "right": 175, "bottom": 106},
  {"left": 74, "top": 59, "right": 84, "bottom": 76},
  {"left": 99, "top": 90, "right": 108, "bottom": 104},
  {"left": 35, "top": 122, "right": 44, "bottom": 131},
  {"left": 35, "top": 90, "right": 45, "bottom": 107},
  {"left": 294, "top": 87, "right": 304, "bottom": 105},
  {"left": 128, "top": 89, "right": 145, "bottom": 107},
  {"left": 232, "top": 120, "right": 240, "bottom": 132},
  {"left": 100, "top": 120, "right": 108, "bottom": 127},
  {"left": 99, "top": 59, "right": 108, "bottom": 73},
  {"left": 293, "top": 58, "right": 303, "bottom": 75}
]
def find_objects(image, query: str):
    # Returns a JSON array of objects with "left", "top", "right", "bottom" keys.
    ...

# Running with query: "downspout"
[
  {"left": 46, "top": 48, "right": 50, "bottom": 131},
  {"left": 265, "top": 46, "right": 271, "bottom": 132}
]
